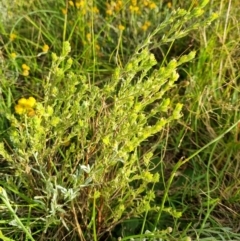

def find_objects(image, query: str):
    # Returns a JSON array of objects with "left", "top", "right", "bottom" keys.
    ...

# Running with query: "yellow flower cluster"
[
  {"left": 129, "top": 0, "right": 156, "bottom": 13},
  {"left": 149, "top": 2, "right": 157, "bottom": 9},
  {"left": 141, "top": 21, "right": 151, "bottom": 31},
  {"left": 15, "top": 97, "right": 36, "bottom": 116},
  {"left": 74, "top": 0, "right": 85, "bottom": 9},
  {"left": 104, "top": 0, "right": 156, "bottom": 33},
  {"left": 143, "top": 0, "right": 157, "bottom": 9},
  {"left": 22, "top": 64, "right": 30, "bottom": 76},
  {"left": 129, "top": 5, "right": 139, "bottom": 13},
  {"left": 130, "top": 0, "right": 140, "bottom": 13},
  {"left": 106, "top": 0, "right": 123, "bottom": 15},
  {"left": 68, "top": 0, "right": 99, "bottom": 15}
]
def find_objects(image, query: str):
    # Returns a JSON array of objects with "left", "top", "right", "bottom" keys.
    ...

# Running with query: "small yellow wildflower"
[
  {"left": 10, "top": 33, "right": 17, "bottom": 41},
  {"left": 68, "top": 0, "right": 74, "bottom": 6},
  {"left": 62, "top": 8, "right": 67, "bottom": 15},
  {"left": 106, "top": 3, "right": 113, "bottom": 15},
  {"left": 131, "top": 0, "right": 137, "bottom": 6},
  {"left": 129, "top": 5, "right": 139, "bottom": 13},
  {"left": 146, "top": 21, "right": 151, "bottom": 27},
  {"left": 25, "top": 97, "right": 36, "bottom": 108},
  {"left": 22, "top": 70, "right": 29, "bottom": 76},
  {"left": 42, "top": 44, "right": 49, "bottom": 53},
  {"left": 75, "top": 0, "right": 84, "bottom": 9},
  {"left": 149, "top": 2, "right": 157, "bottom": 9},
  {"left": 86, "top": 33, "right": 91, "bottom": 42},
  {"left": 21, "top": 64, "right": 30, "bottom": 76},
  {"left": 118, "top": 24, "right": 125, "bottom": 31},
  {"left": 141, "top": 21, "right": 151, "bottom": 31},
  {"left": 22, "top": 64, "right": 30, "bottom": 71},
  {"left": 18, "top": 98, "right": 28, "bottom": 106},
  {"left": 117, "top": 0, "right": 123, "bottom": 6},
  {"left": 141, "top": 25, "right": 148, "bottom": 31},
  {"left": 92, "top": 7, "right": 99, "bottom": 14},
  {"left": 15, "top": 104, "right": 25, "bottom": 115},
  {"left": 167, "top": 2, "right": 172, "bottom": 8},
  {"left": 10, "top": 52, "right": 17, "bottom": 59},
  {"left": 106, "top": 8, "right": 113, "bottom": 15},
  {"left": 143, "top": 0, "right": 149, "bottom": 6},
  {"left": 115, "top": 0, "right": 123, "bottom": 11}
]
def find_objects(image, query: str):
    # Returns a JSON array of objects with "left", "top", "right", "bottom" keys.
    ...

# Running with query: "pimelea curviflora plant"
[
  {"left": 0, "top": 2, "right": 218, "bottom": 241},
  {"left": 0, "top": 40, "right": 195, "bottom": 240}
]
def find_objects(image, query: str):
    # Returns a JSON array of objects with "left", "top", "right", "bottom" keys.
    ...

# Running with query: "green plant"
[
  {"left": 0, "top": 34, "right": 196, "bottom": 239},
  {"left": 2, "top": 0, "right": 239, "bottom": 240}
]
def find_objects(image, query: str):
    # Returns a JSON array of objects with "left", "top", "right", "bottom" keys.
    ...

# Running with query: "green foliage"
[
  {"left": 0, "top": 37, "right": 192, "bottom": 239},
  {"left": 0, "top": 0, "right": 240, "bottom": 241}
]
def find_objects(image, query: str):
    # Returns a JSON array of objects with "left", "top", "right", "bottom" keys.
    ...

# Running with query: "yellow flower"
[
  {"left": 92, "top": 7, "right": 99, "bottom": 13},
  {"left": 22, "top": 70, "right": 29, "bottom": 76},
  {"left": 68, "top": 0, "right": 74, "bottom": 6},
  {"left": 22, "top": 64, "right": 30, "bottom": 71},
  {"left": 62, "top": 8, "right": 67, "bottom": 15},
  {"left": 129, "top": 5, "right": 139, "bottom": 13},
  {"left": 75, "top": 0, "right": 84, "bottom": 9},
  {"left": 167, "top": 2, "right": 172, "bottom": 8},
  {"left": 143, "top": 0, "right": 149, "bottom": 6},
  {"left": 86, "top": 33, "right": 91, "bottom": 42},
  {"left": 131, "top": 0, "right": 137, "bottom": 6},
  {"left": 10, "top": 33, "right": 17, "bottom": 41},
  {"left": 145, "top": 21, "right": 151, "bottom": 27},
  {"left": 22, "top": 64, "right": 30, "bottom": 76},
  {"left": 141, "top": 25, "right": 148, "bottom": 31},
  {"left": 115, "top": 0, "right": 123, "bottom": 11},
  {"left": 25, "top": 97, "right": 36, "bottom": 108},
  {"left": 149, "top": 2, "right": 157, "bottom": 9},
  {"left": 18, "top": 98, "right": 28, "bottom": 106},
  {"left": 10, "top": 52, "right": 17, "bottom": 59},
  {"left": 42, "top": 44, "right": 49, "bottom": 53},
  {"left": 106, "top": 8, "right": 113, "bottom": 15},
  {"left": 141, "top": 21, "right": 151, "bottom": 31},
  {"left": 118, "top": 24, "right": 125, "bottom": 31},
  {"left": 15, "top": 104, "right": 25, "bottom": 115}
]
